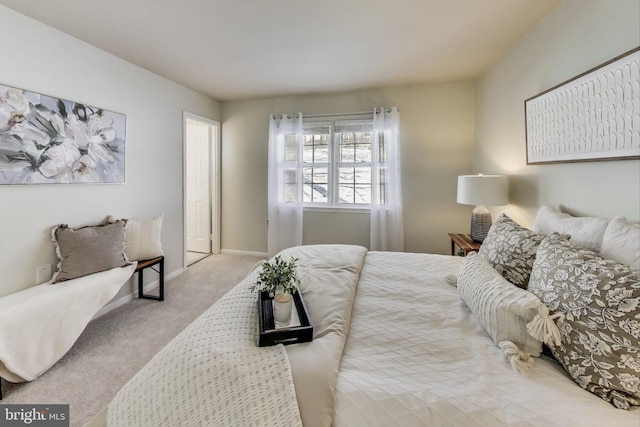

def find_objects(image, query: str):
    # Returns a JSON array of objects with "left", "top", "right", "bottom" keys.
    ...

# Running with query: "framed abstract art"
[
  {"left": 525, "top": 47, "right": 640, "bottom": 164},
  {"left": 0, "top": 83, "right": 126, "bottom": 184}
]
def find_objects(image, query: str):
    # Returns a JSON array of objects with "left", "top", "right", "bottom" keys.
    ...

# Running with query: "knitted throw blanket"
[{"left": 107, "top": 267, "right": 302, "bottom": 427}]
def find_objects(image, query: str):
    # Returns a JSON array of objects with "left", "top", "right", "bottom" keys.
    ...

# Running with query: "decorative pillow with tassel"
[{"left": 457, "top": 252, "right": 561, "bottom": 375}]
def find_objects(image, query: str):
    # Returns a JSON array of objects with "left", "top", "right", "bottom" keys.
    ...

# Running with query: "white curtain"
[
  {"left": 370, "top": 106, "right": 404, "bottom": 251},
  {"left": 267, "top": 113, "right": 303, "bottom": 257}
]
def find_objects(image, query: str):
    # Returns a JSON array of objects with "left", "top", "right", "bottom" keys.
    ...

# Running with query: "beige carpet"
[{"left": 1, "top": 253, "right": 263, "bottom": 427}]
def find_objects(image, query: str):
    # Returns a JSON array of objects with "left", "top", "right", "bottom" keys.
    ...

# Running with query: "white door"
[{"left": 186, "top": 119, "right": 211, "bottom": 253}]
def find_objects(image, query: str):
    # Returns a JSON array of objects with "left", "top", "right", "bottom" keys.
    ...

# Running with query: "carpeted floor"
[{"left": 1, "top": 253, "right": 263, "bottom": 427}]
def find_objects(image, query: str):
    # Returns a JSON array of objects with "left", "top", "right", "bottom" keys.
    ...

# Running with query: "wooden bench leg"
[{"left": 137, "top": 257, "right": 164, "bottom": 301}]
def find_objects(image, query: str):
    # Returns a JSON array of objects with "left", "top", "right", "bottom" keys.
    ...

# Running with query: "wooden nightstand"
[{"left": 448, "top": 233, "right": 481, "bottom": 256}]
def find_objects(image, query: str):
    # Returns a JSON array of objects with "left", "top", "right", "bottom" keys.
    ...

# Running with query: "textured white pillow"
[
  {"left": 458, "top": 252, "right": 546, "bottom": 358},
  {"left": 532, "top": 205, "right": 568, "bottom": 233},
  {"left": 600, "top": 217, "right": 640, "bottom": 271},
  {"left": 532, "top": 205, "right": 609, "bottom": 252},
  {"left": 108, "top": 215, "right": 164, "bottom": 261}
]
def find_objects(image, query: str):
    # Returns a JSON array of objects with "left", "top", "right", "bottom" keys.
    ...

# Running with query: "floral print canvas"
[{"left": 0, "top": 83, "right": 125, "bottom": 184}]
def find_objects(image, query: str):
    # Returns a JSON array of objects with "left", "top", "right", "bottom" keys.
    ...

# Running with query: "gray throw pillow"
[
  {"left": 479, "top": 214, "right": 546, "bottom": 288},
  {"left": 51, "top": 220, "right": 130, "bottom": 283},
  {"left": 528, "top": 234, "right": 640, "bottom": 409}
]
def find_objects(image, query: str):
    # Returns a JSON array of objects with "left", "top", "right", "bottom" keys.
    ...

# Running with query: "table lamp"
[{"left": 457, "top": 174, "right": 508, "bottom": 243}]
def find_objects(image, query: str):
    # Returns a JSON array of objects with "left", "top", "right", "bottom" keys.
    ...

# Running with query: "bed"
[{"left": 101, "top": 207, "right": 640, "bottom": 427}]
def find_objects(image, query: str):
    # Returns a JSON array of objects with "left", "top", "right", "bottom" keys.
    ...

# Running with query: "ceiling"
[{"left": 0, "top": 0, "right": 561, "bottom": 101}]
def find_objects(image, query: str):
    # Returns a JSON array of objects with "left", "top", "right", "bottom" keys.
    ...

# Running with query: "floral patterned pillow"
[
  {"left": 478, "top": 214, "right": 547, "bottom": 288},
  {"left": 528, "top": 234, "right": 640, "bottom": 409}
]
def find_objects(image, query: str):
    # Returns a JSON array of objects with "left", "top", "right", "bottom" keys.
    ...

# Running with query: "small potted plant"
[{"left": 252, "top": 255, "right": 301, "bottom": 326}]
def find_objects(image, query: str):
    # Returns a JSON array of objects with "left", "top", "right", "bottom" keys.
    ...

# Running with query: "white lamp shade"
[{"left": 457, "top": 174, "right": 508, "bottom": 207}]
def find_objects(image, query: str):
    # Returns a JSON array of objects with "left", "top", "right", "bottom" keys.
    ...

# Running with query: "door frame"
[{"left": 182, "top": 111, "right": 221, "bottom": 270}]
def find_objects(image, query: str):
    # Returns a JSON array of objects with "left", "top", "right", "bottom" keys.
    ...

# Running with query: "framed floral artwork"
[{"left": 0, "top": 83, "right": 126, "bottom": 184}]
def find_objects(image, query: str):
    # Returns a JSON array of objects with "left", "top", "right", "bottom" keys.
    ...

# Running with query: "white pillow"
[
  {"left": 531, "top": 205, "right": 567, "bottom": 233},
  {"left": 600, "top": 217, "right": 640, "bottom": 271},
  {"left": 108, "top": 215, "right": 164, "bottom": 261},
  {"left": 458, "top": 252, "right": 546, "bottom": 358},
  {"left": 532, "top": 205, "right": 609, "bottom": 252}
]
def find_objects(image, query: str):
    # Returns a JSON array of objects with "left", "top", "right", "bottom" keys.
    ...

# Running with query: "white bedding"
[
  {"left": 102, "top": 245, "right": 640, "bottom": 426},
  {"left": 107, "top": 244, "right": 367, "bottom": 427},
  {"left": 333, "top": 251, "right": 640, "bottom": 426}
]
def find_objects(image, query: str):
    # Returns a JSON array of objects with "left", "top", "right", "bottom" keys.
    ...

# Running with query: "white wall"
[
  {"left": 475, "top": 0, "right": 640, "bottom": 226},
  {"left": 221, "top": 82, "right": 475, "bottom": 255},
  {"left": 0, "top": 6, "right": 221, "bottom": 298},
  {"left": 9, "top": 0, "right": 629, "bottom": 301}
]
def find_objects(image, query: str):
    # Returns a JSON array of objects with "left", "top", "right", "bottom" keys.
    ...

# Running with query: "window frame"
[
  {"left": 302, "top": 125, "right": 331, "bottom": 206},
  {"left": 302, "top": 115, "right": 374, "bottom": 210}
]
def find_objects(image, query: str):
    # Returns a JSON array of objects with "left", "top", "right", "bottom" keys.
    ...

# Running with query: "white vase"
[{"left": 273, "top": 293, "right": 293, "bottom": 327}]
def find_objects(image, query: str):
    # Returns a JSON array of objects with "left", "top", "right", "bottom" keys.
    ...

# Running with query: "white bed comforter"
[
  {"left": 105, "top": 246, "right": 640, "bottom": 426},
  {"left": 107, "top": 244, "right": 367, "bottom": 427},
  {"left": 333, "top": 251, "right": 640, "bottom": 427}
]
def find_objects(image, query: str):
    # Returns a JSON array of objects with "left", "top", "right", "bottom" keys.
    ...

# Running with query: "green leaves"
[{"left": 252, "top": 255, "right": 300, "bottom": 296}]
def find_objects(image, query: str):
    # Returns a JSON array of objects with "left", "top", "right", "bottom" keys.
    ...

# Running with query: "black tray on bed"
[{"left": 257, "top": 290, "right": 313, "bottom": 347}]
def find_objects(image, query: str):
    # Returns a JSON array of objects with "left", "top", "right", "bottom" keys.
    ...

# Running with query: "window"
[
  {"left": 268, "top": 107, "right": 402, "bottom": 254},
  {"left": 301, "top": 118, "right": 373, "bottom": 208}
]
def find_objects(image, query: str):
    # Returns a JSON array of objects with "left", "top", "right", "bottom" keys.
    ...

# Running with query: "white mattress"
[{"left": 333, "top": 252, "right": 640, "bottom": 426}]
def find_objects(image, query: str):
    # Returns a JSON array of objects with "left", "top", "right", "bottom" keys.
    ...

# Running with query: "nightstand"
[{"left": 448, "top": 233, "right": 481, "bottom": 256}]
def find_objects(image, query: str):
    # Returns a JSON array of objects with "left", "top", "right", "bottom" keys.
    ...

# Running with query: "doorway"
[{"left": 183, "top": 112, "right": 220, "bottom": 268}]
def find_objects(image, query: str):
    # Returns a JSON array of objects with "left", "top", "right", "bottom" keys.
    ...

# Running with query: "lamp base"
[{"left": 470, "top": 205, "right": 492, "bottom": 243}]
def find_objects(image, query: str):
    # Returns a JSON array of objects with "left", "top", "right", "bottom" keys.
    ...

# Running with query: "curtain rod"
[
  {"left": 302, "top": 111, "right": 373, "bottom": 118},
  {"left": 273, "top": 108, "right": 397, "bottom": 120}
]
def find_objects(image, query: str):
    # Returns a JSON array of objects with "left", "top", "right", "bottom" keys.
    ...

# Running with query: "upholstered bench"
[
  {"left": 0, "top": 256, "right": 166, "bottom": 400},
  {"left": 0, "top": 264, "right": 137, "bottom": 399},
  {"left": 0, "top": 214, "right": 165, "bottom": 399}
]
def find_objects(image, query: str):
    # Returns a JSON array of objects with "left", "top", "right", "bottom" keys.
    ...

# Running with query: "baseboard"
[
  {"left": 92, "top": 267, "right": 184, "bottom": 320},
  {"left": 221, "top": 248, "right": 268, "bottom": 258}
]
